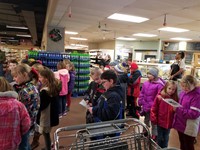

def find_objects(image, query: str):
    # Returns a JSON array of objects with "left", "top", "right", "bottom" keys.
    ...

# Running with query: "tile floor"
[{"left": 32, "top": 97, "right": 200, "bottom": 150}]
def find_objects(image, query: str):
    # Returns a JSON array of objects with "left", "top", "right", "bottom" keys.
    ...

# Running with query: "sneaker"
[
  {"left": 63, "top": 112, "right": 67, "bottom": 116},
  {"left": 59, "top": 115, "right": 62, "bottom": 119}
]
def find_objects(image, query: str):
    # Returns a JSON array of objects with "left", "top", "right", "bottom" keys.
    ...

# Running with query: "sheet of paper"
[
  {"left": 79, "top": 99, "right": 89, "bottom": 109},
  {"left": 162, "top": 98, "right": 182, "bottom": 107}
]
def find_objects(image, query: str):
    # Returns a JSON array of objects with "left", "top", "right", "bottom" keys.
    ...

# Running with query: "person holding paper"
[
  {"left": 173, "top": 75, "right": 200, "bottom": 150},
  {"left": 84, "top": 67, "right": 105, "bottom": 123},
  {"left": 151, "top": 80, "right": 178, "bottom": 148},
  {"left": 88, "top": 70, "right": 123, "bottom": 122}
]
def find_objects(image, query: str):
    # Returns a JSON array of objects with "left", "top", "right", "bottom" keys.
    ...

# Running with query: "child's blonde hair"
[
  {"left": 90, "top": 67, "right": 102, "bottom": 76},
  {"left": 0, "top": 77, "right": 13, "bottom": 92},
  {"left": 68, "top": 62, "right": 75, "bottom": 71},
  {"left": 11, "top": 64, "right": 39, "bottom": 84},
  {"left": 162, "top": 80, "right": 178, "bottom": 102},
  {"left": 180, "top": 75, "right": 198, "bottom": 89},
  {"left": 32, "top": 63, "right": 44, "bottom": 73},
  {"left": 57, "top": 61, "right": 66, "bottom": 70},
  {"left": 63, "top": 59, "right": 71, "bottom": 65}
]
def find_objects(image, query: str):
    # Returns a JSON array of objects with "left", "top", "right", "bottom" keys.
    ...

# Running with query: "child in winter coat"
[
  {"left": 65, "top": 61, "right": 76, "bottom": 111},
  {"left": 37, "top": 67, "right": 60, "bottom": 150},
  {"left": 138, "top": 67, "right": 165, "bottom": 140},
  {"left": 11, "top": 64, "right": 40, "bottom": 150},
  {"left": 173, "top": 75, "right": 200, "bottom": 150},
  {"left": 54, "top": 61, "right": 70, "bottom": 118},
  {"left": 0, "top": 77, "right": 31, "bottom": 150},
  {"left": 151, "top": 80, "right": 178, "bottom": 148},
  {"left": 84, "top": 67, "right": 105, "bottom": 123},
  {"left": 127, "top": 62, "right": 142, "bottom": 119}
]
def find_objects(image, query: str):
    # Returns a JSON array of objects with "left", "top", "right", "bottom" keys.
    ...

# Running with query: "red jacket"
[
  {"left": 150, "top": 93, "right": 175, "bottom": 129},
  {"left": 127, "top": 70, "right": 141, "bottom": 97}
]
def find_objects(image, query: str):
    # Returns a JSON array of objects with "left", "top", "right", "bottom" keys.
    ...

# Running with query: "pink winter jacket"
[
  {"left": 54, "top": 69, "right": 70, "bottom": 95},
  {"left": 0, "top": 91, "right": 31, "bottom": 150}
]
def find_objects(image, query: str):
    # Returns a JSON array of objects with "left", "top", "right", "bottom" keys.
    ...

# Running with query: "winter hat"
[
  {"left": 147, "top": 67, "right": 159, "bottom": 78},
  {"left": 109, "top": 61, "right": 119, "bottom": 67},
  {"left": 114, "top": 63, "right": 125, "bottom": 73},
  {"left": 130, "top": 62, "right": 138, "bottom": 70}
]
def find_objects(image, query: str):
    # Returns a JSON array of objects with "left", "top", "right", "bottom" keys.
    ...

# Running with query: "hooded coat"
[
  {"left": 138, "top": 77, "right": 165, "bottom": 112},
  {"left": 0, "top": 91, "right": 31, "bottom": 150},
  {"left": 173, "top": 87, "right": 200, "bottom": 137}
]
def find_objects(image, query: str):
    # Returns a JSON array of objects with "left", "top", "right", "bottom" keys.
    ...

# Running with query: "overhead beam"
[{"left": 22, "top": 10, "right": 37, "bottom": 45}]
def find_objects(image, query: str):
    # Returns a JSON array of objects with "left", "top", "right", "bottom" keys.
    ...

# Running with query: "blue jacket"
[{"left": 92, "top": 85, "right": 123, "bottom": 121}]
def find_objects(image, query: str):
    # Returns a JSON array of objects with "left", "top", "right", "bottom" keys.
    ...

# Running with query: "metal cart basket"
[{"left": 54, "top": 118, "right": 161, "bottom": 150}]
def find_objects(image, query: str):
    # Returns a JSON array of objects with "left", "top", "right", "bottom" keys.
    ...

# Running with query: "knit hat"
[
  {"left": 114, "top": 63, "right": 126, "bottom": 73},
  {"left": 109, "top": 61, "right": 119, "bottom": 67},
  {"left": 147, "top": 67, "right": 159, "bottom": 78},
  {"left": 130, "top": 62, "right": 138, "bottom": 70}
]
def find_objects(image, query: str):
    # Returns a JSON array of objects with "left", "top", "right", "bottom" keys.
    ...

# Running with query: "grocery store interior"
[{"left": 0, "top": 0, "right": 200, "bottom": 149}]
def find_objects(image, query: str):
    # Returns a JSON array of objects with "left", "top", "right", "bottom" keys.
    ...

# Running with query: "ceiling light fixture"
[
  {"left": 70, "top": 37, "right": 88, "bottom": 41},
  {"left": 108, "top": 13, "right": 149, "bottom": 23},
  {"left": 71, "top": 44, "right": 88, "bottom": 47},
  {"left": 116, "top": 37, "right": 136, "bottom": 41},
  {"left": 16, "top": 34, "right": 31, "bottom": 37},
  {"left": 133, "top": 33, "right": 157, "bottom": 37},
  {"left": 170, "top": 37, "right": 192, "bottom": 41},
  {"left": 6, "top": 25, "right": 28, "bottom": 30},
  {"left": 158, "top": 27, "right": 189, "bottom": 32},
  {"left": 65, "top": 31, "right": 78, "bottom": 35}
]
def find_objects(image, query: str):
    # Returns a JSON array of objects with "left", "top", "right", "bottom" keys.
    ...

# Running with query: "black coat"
[
  {"left": 92, "top": 85, "right": 123, "bottom": 121},
  {"left": 36, "top": 89, "right": 59, "bottom": 127}
]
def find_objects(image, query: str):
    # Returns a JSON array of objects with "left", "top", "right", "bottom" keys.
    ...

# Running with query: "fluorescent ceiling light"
[
  {"left": 6, "top": 25, "right": 28, "bottom": 30},
  {"left": 70, "top": 37, "right": 88, "bottom": 41},
  {"left": 133, "top": 33, "right": 157, "bottom": 37},
  {"left": 108, "top": 13, "right": 149, "bottom": 23},
  {"left": 170, "top": 37, "right": 192, "bottom": 41},
  {"left": 117, "top": 37, "right": 136, "bottom": 41},
  {"left": 65, "top": 31, "right": 78, "bottom": 35},
  {"left": 158, "top": 27, "right": 189, "bottom": 32},
  {"left": 71, "top": 44, "right": 88, "bottom": 47},
  {"left": 16, "top": 34, "right": 31, "bottom": 37}
]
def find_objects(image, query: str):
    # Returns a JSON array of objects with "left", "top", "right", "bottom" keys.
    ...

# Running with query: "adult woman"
[{"left": 169, "top": 51, "right": 186, "bottom": 81}]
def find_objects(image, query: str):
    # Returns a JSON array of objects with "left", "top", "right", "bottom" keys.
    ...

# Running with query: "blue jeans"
[
  {"left": 157, "top": 125, "right": 170, "bottom": 148},
  {"left": 59, "top": 95, "right": 67, "bottom": 115},
  {"left": 18, "top": 130, "right": 31, "bottom": 150}
]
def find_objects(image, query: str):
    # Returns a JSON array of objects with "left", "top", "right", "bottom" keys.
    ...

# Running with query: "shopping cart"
[{"left": 54, "top": 118, "right": 161, "bottom": 150}]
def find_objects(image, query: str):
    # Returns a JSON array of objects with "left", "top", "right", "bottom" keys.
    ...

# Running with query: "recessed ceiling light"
[
  {"left": 65, "top": 31, "right": 78, "bottom": 35},
  {"left": 70, "top": 37, "right": 88, "bottom": 41},
  {"left": 133, "top": 33, "right": 157, "bottom": 37},
  {"left": 116, "top": 37, "right": 136, "bottom": 41},
  {"left": 16, "top": 34, "right": 31, "bottom": 37},
  {"left": 170, "top": 37, "right": 192, "bottom": 41},
  {"left": 158, "top": 27, "right": 189, "bottom": 32},
  {"left": 6, "top": 25, "right": 28, "bottom": 30},
  {"left": 108, "top": 13, "right": 149, "bottom": 23}
]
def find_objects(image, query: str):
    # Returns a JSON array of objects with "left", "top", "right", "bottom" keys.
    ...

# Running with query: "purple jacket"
[
  {"left": 68, "top": 71, "right": 76, "bottom": 93},
  {"left": 173, "top": 87, "right": 200, "bottom": 135},
  {"left": 138, "top": 77, "right": 165, "bottom": 112}
]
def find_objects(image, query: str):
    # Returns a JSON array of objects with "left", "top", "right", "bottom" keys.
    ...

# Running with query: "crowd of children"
[
  {"left": 84, "top": 58, "right": 199, "bottom": 150},
  {"left": 0, "top": 58, "right": 75, "bottom": 150},
  {"left": 0, "top": 53, "right": 200, "bottom": 150}
]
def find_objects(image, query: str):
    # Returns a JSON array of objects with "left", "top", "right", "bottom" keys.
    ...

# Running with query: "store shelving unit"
[
  {"left": 28, "top": 51, "right": 90, "bottom": 96},
  {"left": 70, "top": 53, "right": 90, "bottom": 97}
]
